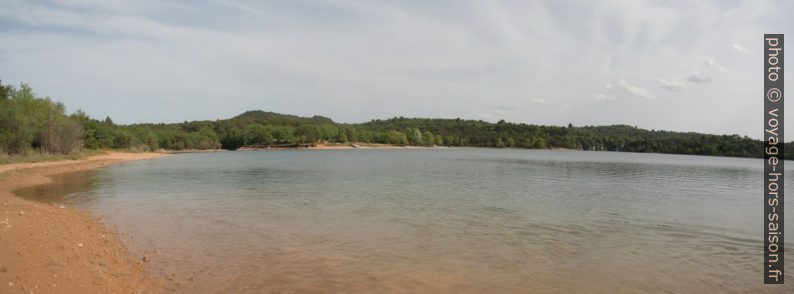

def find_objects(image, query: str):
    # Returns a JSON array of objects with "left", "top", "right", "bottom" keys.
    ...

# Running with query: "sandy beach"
[
  {"left": 258, "top": 143, "right": 452, "bottom": 150},
  {"left": 310, "top": 143, "right": 436, "bottom": 150},
  {"left": 0, "top": 152, "right": 168, "bottom": 293}
]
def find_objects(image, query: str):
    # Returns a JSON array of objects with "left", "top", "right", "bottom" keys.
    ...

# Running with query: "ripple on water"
[{"left": 15, "top": 150, "right": 793, "bottom": 292}]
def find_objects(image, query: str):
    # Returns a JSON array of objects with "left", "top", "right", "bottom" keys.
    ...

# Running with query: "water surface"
[{"left": 16, "top": 149, "right": 793, "bottom": 292}]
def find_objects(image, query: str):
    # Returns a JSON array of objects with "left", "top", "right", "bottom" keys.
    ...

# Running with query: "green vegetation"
[
  {"left": 0, "top": 81, "right": 84, "bottom": 155},
  {"left": 0, "top": 80, "right": 787, "bottom": 159},
  {"left": 0, "top": 149, "right": 98, "bottom": 165}
]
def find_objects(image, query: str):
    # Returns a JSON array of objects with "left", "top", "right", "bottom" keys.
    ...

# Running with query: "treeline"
[
  {"left": 0, "top": 80, "right": 788, "bottom": 159},
  {"left": 0, "top": 82, "right": 83, "bottom": 154},
  {"left": 357, "top": 118, "right": 765, "bottom": 158}
]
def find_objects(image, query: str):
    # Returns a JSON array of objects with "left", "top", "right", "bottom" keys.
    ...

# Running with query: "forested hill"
[
  {"left": 356, "top": 118, "right": 763, "bottom": 157},
  {"left": 0, "top": 81, "right": 784, "bottom": 159},
  {"left": 232, "top": 110, "right": 334, "bottom": 124}
]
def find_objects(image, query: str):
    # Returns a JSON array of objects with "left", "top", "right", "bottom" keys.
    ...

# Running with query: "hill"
[{"left": 0, "top": 81, "right": 780, "bottom": 159}]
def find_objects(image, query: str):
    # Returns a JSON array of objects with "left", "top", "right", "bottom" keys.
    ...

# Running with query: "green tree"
[
  {"left": 422, "top": 131, "right": 435, "bottom": 146},
  {"left": 534, "top": 137, "right": 546, "bottom": 148},
  {"left": 410, "top": 128, "right": 424, "bottom": 145}
]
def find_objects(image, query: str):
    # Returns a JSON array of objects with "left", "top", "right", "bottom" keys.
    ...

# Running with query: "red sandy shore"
[{"left": 0, "top": 152, "right": 169, "bottom": 293}]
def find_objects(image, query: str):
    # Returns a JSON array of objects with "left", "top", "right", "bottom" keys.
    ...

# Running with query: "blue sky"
[{"left": 0, "top": 0, "right": 791, "bottom": 140}]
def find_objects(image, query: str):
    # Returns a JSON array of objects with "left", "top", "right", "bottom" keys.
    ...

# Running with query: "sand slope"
[{"left": 0, "top": 152, "right": 168, "bottom": 293}]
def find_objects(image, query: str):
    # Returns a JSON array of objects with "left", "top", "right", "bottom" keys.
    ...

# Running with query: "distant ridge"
[
  {"left": 231, "top": 110, "right": 334, "bottom": 124},
  {"left": 0, "top": 76, "right": 778, "bottom": 159}
]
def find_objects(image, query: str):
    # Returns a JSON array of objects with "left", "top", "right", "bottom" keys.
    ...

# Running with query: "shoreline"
[
  {"left": 310, "top": 143, "right": 449, "bottom": 150},
  {"left": 0, "top": 151, "right": 169, "bottom": 293},
  {"left": 240, "top": 143, "right": 472, "bottom": 150}
]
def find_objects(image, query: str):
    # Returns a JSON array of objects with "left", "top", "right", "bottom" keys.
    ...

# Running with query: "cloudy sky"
[{"left": 0, "top": 0, "right": 791, "bottom": 140}]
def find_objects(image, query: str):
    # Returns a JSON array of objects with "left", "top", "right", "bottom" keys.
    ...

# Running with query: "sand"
[
  {"left": 0, "top": 151, "right": 169, "bottom": 293},
  {"left": 310, "top": 143, "right": 450, "bottom": 150}
]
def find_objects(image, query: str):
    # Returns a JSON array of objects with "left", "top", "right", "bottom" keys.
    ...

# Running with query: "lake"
[{"left": 15, "top": 149, "right": 793, "bottom": 293}]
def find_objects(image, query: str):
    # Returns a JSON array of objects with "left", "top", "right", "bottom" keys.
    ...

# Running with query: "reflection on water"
[
  {"left": 16, "top": 150, "right": 794, "bottom": 292},
  {"left": 14, "top": 170, "right": 101, "bottom": 205}
]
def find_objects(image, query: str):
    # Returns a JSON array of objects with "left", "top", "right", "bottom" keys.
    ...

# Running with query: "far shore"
[
  {"left": 235, "top": 142, "right": 433, "bottom": 150},
  {"left": 310, "top": 143, "right": 451, "bottom": 150},
  {"left": 0, "top": 151, "right": 169, "bottom": 293},
  {"left": 238, "top": 142, "right": 481, "bottom": 150},
  {"left": 236, "top": 142, "right": 579, "bottom": 151}
]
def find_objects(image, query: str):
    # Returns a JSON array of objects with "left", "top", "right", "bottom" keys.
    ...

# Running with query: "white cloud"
[
  {"left": 593, "top": 93, "right": 615, "bottom": 101},
  {"left": 656, "top": 77, "right": 687, "bottom": 91},
  {"left": 529, "top": 97, "right": 547, "bottom": 105},
  {"left": 0, "top": 0, "right": 789, "bottom": 140},
  {"left": 703, "top": 56, "right": 731, "bottom": 73},
  {"left": 605, "top": 79, "right": 655, "bottom": 99},
  {"left": 655, "top": 69, "right": 713, "bottom": 91},
  {"left": 731, "top": 43, "right": 750, "bottom": 53}
]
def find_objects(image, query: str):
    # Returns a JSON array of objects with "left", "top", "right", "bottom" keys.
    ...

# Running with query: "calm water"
[{"left": 15, "top": 149, "right": 794, "bottom": 292}]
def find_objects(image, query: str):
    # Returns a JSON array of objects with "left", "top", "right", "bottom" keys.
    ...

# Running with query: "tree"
[
  {"left": 534, "top": 137, "right": 546, "bottom": 148},
  {"left": 506, "top": 137, "right": 515, "bottom": 148},
  {"left": 386, "top": 131, "right": 407, "bottom": 145},
  {"left": 410, "top": 128, "right": 424, "bottom": 145},
  {"left": 0, "top": 79, "right": 775, "bottom": 159},
  {"left": 422, "top": 131, "right": 435, "bottom": 146},
  {"left": 435, "top": 135, "right": 444, "bottom": 146},
  {"left": 0, "top": 80, "right": 10, "bottom": 101}
]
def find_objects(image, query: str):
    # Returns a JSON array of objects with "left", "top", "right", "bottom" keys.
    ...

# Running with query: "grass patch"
[{"left": 0, "top": 149, "right": 100, "bottom": 165}]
